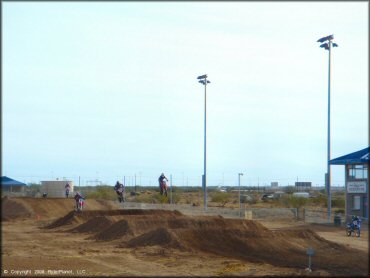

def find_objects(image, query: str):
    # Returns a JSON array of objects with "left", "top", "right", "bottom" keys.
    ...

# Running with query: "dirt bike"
[
  {"left": 346, "top": 217, "right": 361, "bottom": 237},
  {"left": 159, "top": 180, "right": 168, "bottom": 197},
  {"left": 76, "top": 197, "right": 85, "bottom": 212},
  {"left": 116, "top": 187, "right": 124, "bottom": 203}
]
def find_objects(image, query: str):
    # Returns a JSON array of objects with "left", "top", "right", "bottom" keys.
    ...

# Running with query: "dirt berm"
[
  {"left": 1, "top": 196, "right": 119, "bottom": 221},
  {"left": 47, "top": 209, "right": 368, "bottom": 276}
]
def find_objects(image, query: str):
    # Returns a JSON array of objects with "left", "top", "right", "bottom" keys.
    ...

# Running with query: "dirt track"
[{"left": 1, "top": 197, "right": 369, "bottom": 276}]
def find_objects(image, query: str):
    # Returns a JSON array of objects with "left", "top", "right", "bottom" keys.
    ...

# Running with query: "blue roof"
[
  {"left": 1, "top": 176, "right": 27, "bottom": 187},
  {"left": 329, "top": 147, "right": 370, "bottom": 165}
]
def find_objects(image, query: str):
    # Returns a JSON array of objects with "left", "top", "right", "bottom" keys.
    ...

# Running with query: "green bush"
[
  {"left": 289, "top": 196, "right": 308, "bottom": 208},
  {"left": 153, "top": 194, "right": 170, "bottom": 204},
  {"left": 86, "top": 186, "right": 116, "bottom": 200},
  {"left": 211, "top": 192, "right": 231, "bottom": 207},
  {"left": 135, "top": 193, "right": 155, "bottom": 203},
  {"left": 279, "top": 195, "right": 308, "bottom": 208},
  {"left": 335, "top": 209, "right": 345, "bottom": 214},
  {"left": 309, "top": 194, "right": 327, "bottom": 206},
  {"left": 332, "top": 198, "right": 345, "bottom": 208}
]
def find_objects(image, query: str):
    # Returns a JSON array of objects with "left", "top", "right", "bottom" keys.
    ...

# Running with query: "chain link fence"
[{"left": 120, "top": 202, "right": 369, "bottom": 228}]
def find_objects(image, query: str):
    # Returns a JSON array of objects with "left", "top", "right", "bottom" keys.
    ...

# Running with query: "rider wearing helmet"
[
  {"left": 114, "top": 181, "right": 125, "bottom": 203},
  {"left": 352, "top": 215, "right": 360, "bottom": 226},
  {"left": 114, "top": 181, "right": 124, "bottom": 196},
  {"left": 74, "top": 192, "right": 84, "bottom": 210},
  {"left": 65, "top": 182, "right": 71, "bottom": 198}
]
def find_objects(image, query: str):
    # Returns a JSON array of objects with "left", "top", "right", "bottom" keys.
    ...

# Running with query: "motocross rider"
[
  {"left": 114, "top": 181, "right": 124, "bottom": 196},
  {"left": 352, "top": 215, "right": 360, "bottom": 226},
  {"left": 65, "top": 182, "right": 71, "bottom": 198},
  {"left": 158, "top": 173, "right": 168, "bottom": 192},
  {"left": 74, "top": 192, "right": 84, "bottom": 209}
]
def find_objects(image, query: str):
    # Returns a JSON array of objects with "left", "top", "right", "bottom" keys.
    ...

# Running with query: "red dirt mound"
[
  {"left": 126, "top": 227, "right": 182, "bottom": 249},
  {"left": 1, "top": 197, "right": 34, "bottom": 221},
  {"left": 1, "top": 197, "right": 121, "bottom": 221},
  {"left": 43, "top": 208, "right": 368, "bottom": 276},
  {"left": 45, "top": 211, "right": 81, "bottom": 229},
  {"left": 46, "top": 209, "right": 183, "bottom": 230},
  {"left": 69, "top": 216, "right": 113, "bottom": 233},
  {"left": 93, "top": 219, "right": 132, "bottom": 241}
]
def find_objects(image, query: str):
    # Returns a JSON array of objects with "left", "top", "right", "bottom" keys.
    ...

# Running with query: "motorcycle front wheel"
[{"left": 346, "top": 230, "right": 351, "bottom": 236}]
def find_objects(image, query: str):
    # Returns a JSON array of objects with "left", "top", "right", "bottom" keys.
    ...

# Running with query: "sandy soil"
[{"left": 1, "top": 197, "right": 368, "bottom": 277}]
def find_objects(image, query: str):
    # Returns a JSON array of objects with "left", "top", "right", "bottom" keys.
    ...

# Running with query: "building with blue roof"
[
  {"left": 330, "top": 147, "right": 369, "bottom": 220},
  {"left": 1, "top": 176, "right": 27, "bottom": 196}
]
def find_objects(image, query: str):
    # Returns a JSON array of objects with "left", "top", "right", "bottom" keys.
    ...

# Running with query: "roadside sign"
[{"left": 306, "top": 247, "right": 315, "bottom": 256}]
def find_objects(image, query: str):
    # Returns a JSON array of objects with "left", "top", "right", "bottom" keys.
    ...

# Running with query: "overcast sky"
[{"left": 2, "top": 2, "right": 368, "bottom": 187}]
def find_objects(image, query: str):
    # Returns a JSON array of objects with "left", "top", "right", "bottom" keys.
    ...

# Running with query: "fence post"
[{"left": 170, "top": 174, "right": 173, "bottom": 205}]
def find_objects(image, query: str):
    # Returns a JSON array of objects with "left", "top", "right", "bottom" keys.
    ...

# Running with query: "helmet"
[{"left": 161, "top": 173, "right": 164, "bottom": 176}]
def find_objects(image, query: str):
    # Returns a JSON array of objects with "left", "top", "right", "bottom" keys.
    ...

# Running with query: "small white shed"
[{"left": 40, "top": 180, "right": 74, "bottom": 198}]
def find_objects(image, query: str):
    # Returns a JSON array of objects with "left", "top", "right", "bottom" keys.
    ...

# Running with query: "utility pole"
[
  {"left": 317, "top": 34, "right": 338, "bottom": 221},
  {"left": 197, "top": 74, "right": 210, "bottom": 212}
]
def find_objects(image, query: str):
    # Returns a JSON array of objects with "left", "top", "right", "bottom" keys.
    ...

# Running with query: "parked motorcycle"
[{"left": 346, "top": 216, "right": 361, "bottom": 237}]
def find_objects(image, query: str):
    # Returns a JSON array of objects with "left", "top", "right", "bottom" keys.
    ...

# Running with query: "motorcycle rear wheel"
[{"left": 356, "top": 230, "right": 360, "bottom": 237}]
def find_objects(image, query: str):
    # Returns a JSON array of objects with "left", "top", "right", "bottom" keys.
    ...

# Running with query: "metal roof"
[
  {"left": 329, "top": 147, "right": 370, "bottom": 165},
  {"left": 1, "top": 176, "right": 27, "bottom": 187}
]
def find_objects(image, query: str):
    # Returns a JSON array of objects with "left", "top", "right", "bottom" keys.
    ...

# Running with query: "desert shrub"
[
  {"left": 152, "top": 194, "right": 170, "bottom": 204},
  {"left": 335, "top": 209, "right": 345, "bottom": 214},
  {"left": 86, "top": 187, "right": 116, "bottom": 200},
  {"left": 289, "top": 196, "right": 308, "bottom": 208},
  {"left": 211, "top": 192, "right": 231, "bottom": 207},
  {"left": 279, "top": 195, "right": 308, "bottom": 208},
  {"left": 278, "top": 195, "right": 291, "bottom": 207},
  {"left": 171, "top": 192, "right": 181, "bottom": 204},
  {"left": 172, "top": 187, "right": 183, "bottom": 194},
  {"left": 135, "top": 193, "right": 155, "bottom": 203},
  {"left": 332, "top": 198, "right": 345, "bottom": 209},
  {"left": 311, "top": 194, "right": 327, "bottom": 207}
]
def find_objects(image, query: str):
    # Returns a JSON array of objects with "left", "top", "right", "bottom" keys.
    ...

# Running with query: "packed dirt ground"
[{"left": 1, "top": 197, "right": 368, "bottom": 276}]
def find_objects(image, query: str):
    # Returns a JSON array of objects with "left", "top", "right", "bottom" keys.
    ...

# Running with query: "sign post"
[{"left": 306, "top": 247, "right": 315, "bottom": 271}]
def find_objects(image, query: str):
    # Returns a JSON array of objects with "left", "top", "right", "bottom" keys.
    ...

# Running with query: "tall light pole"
[
  {"left": 317, "top": 34, "right": 338, "bottom": 220},
  {"left": 197, "top": 74, "right": 210, "bottom": 212},
  {"left": 238, "top": 173, "right": 243, "bottom": 218}
]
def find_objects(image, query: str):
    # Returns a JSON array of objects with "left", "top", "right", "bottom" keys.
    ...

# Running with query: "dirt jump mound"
[
  {"left": 2, "top": 197, "right": 34, "bottom": 221},
  {"left": 93, "top": 219, "right": 132, "bottom": 241},
  {"left": 69, "top": 216, "right": 113, "bottom": 234},
  {"left": 126, "top": 227, "right": 182, "bottom": 249},
  {"left": 44, "top": 208, "right": 368, "bottom": 276}
]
